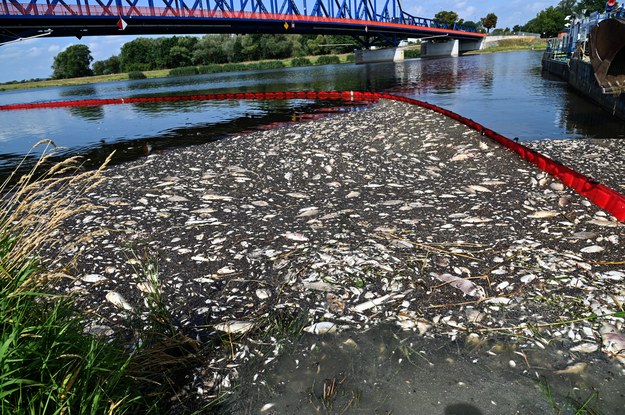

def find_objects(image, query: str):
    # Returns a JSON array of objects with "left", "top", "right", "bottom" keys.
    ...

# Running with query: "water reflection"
[
  {"left": 59, "top": 85, "right": 97, "bottom": 97},
  {"left": 2, "top": 50, "right": 625, "bottom": 177},
  {"left": 67, "top": 105, "right": 104, "bottom": 120}
]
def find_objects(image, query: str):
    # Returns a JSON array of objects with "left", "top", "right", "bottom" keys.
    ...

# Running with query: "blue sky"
[{"left": 0, "top": 0, "right": 559, "bottom": 83}]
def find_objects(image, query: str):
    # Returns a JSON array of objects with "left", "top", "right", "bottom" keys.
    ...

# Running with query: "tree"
[
  {"left": 523, "top": 6, "right": 567, "bottom": 37},
  {"left": 51, "top": 45, "right": 93, "bottom": 79},
  {"left": 481, "top": 13, "right": 498, "bottom": 33},
  {"left": 574, "top": 0, "right": 606, "bottom": 14},
  {"left": 434, "top": 10, "right": 459, "bottom": 28},
  {"left": 92, "top": 56, "right": 120, "bottom": 75},
  {"left": 119, "top": 38, "right": 155, "bottom": 72}
]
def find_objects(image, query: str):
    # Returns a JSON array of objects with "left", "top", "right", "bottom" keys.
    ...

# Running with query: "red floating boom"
[{"left": 1, "top": 90, "right": 623, "bottom": 222}]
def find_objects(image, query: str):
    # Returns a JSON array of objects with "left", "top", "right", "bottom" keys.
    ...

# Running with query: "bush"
[
  {"left": 290, "top": 57, "right": 313, "bottom": 67},
  {"left": 253, "top": 60, "right": 285, "bottom": 70},
  {"left": 344, "top": 54, "right": 356, "bottom": 63},
  {"left": 315, "top": 55, "right": 341, "bottom": 65},
  {"left": 404, "top": 48, "right": 421, "bottom": 59},
  {"left": 128, "top": 70, "right": 147, "bottom": 80},
  {"left": 168, "top": 66, "right": 199, "bottom": 77}
]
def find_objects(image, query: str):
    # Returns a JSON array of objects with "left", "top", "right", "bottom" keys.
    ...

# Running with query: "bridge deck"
[{"left": 0, "top": 1, "right": 485, "bottom": 44}]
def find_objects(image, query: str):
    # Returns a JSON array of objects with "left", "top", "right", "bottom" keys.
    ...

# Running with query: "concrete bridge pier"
[
  {"left": 354, "top": 48, "right": 404, "bottom": 64},
  {"left": 421, "top": 38, "right": 484, "bottom": 58}
]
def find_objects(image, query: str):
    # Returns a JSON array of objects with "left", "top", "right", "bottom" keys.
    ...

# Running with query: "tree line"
[
  {"left": 52, "top": 33, "right": 355, "bottom": 79},
  {"left": 520, "top": 0, "right": 607, "bottom": 37}
]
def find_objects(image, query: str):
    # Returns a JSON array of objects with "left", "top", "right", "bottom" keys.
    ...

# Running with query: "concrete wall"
[
  {"left": 568, "top": 59, "right": 625, "bottom": 118},
  {"left": 354, "top": 48, "right": 404, "bottom": 64},
  {"left": 421, "top": 39, "right": 460, "bottom": 58},
  {"left": 421, "top": 38, "right": 484, "bottom": 58}
]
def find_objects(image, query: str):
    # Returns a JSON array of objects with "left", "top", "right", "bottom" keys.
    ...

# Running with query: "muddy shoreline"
[{"left": 50, "top": 99, "right": 625, "bottom": 412}]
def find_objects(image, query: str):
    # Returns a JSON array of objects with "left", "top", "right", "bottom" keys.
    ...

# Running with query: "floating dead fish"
[
  {"left": 303, "top": 321, "right": 337, "bottom": 335},
  {"left": 215, "top": 321, "right": 254, "bottom": 334},
  {"left": 528, "top": 211, "right": 559, "bottom": 219},
  {"left": 580, "top": 245, "right": 604, "bottom": 253},
  {"left": 201, "top": 193, "right": 233, "bottom": 201},
  {"left": 352, "top": 294, "right": 393, "bottom": 313},
  {"left": 466, "top": 184, "right": 492, "bottom": 193},
  {"left": 555, "top": 362, "right": 586, "bottom": 375},
  {"left": 82, "top": 274, "right": 106, "bottom": 283},
  {"left": 297, "top": 207, "right": 319, "bottom": 217},
  {"left": 105, "top": 291, "right": 133, "bottom": 311},
  {"left": 570, "top": 343, "right": 599, "bottom": 353},
  {"left": 283, "top": 232, "right": 309, "bottom": 241},
  {"left": 433, "top": 273, "right": 486, "bottom": 299},
  {"left": 286, "top": 192, "right": 309, "bottom": 199}
]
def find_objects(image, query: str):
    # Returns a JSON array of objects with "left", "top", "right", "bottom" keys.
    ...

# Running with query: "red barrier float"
[{"left": 1, "top": 90, "right": 623, "bottom": 221}]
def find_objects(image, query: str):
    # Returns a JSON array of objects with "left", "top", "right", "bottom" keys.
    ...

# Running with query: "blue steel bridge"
[{"left": 0, "top": 0, "right": 485, "bottom": 48}]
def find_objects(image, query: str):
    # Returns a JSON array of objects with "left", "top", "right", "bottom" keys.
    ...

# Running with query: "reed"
[{"left": 0, "top": 143, "right": 184, "bottom": 414}]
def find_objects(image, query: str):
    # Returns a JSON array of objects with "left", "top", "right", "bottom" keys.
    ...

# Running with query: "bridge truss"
[{"left": 0, "top": 0, "right": 484, "bottom": 46}]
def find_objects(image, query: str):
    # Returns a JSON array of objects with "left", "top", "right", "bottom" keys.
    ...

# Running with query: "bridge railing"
[{"left": 1, "top": 1, "right": 480, "bottom": 34}]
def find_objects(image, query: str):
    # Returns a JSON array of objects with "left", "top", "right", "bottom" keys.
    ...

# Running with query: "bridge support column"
[
  {"left": 421, "top": 39, "right": 460, "bottom": 58},
  {"left": 354, "top": 48, "right": 404, "bottom": 64},
  {"left": 422, "top": 38, "right": 485, "bottom": 58}
]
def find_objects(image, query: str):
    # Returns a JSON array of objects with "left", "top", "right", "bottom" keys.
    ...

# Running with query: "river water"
[
  {"left": 1, "top": 50, "right": 625, "bottom": 177},
  {"left": 2, "top": 51, "right": 625, "bottom": 414}
]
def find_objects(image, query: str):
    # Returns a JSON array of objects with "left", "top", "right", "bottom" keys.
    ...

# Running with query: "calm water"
[{"left": 1, "top": 50, "right": 624, "bottom": 174}]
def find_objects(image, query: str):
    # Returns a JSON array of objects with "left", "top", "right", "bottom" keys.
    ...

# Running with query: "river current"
[{"left": 1, "top": 50, "right": 624, "bottom": 176}]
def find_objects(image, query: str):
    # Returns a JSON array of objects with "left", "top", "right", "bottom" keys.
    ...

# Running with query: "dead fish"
[
  {"left": 433, "top": 273, "right": 486, "bottom": 299},
  {"left": 283, "top": 232, "right": 309, "bottom": 241},
  {"left": 201, "top": 193, "right": 233, "bottom": 201},
  {"left": 105, "top": 291, "right": 133, "bottom": 311},
  {"left": 303, "top": 322, "right": 337, "bottom": 335},
  {"left": 215, "top": 321, "right": 254, "bottom": 334},
  {"left": 528, "top": 211, "right": 559, "bottom": 219}
]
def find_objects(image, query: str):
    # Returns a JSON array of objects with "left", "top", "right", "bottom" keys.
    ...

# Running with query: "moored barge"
[{"left": 542, "top": 6, "right": 625, "bottom": 119}]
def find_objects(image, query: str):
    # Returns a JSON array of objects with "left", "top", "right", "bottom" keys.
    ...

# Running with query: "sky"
[{"left": 0, "top": 0, "right": 561, "bottom": 83}]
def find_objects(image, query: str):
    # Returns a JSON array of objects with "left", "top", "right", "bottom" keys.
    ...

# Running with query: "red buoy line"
[{"left": 1, "top": 90, "right": 624, "bottom": 222}]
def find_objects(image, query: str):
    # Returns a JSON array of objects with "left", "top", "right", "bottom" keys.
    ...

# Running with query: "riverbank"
[
  {"left": 0, "top": 41, "right": 540, "bottom": 93},
  {"left": 47, "top": 98, "right": 625, "bottom": 412},
  {"left": 0, "top": 53, "right": 357, "bottom": 92},
  {"left": 467, "top": 37, "right": 547, "bottom": 55}
]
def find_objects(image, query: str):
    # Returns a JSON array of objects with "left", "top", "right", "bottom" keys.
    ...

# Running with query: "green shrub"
[
  {"left": 344, "top": 54, "right": 356, "bottom": 63},
  {"left": 128, "top": 70, "right": 147, "bottom": 80},
  {"left": 254, "top": 60, "right": 285, "bottom": 70},
  {"left": 403, "top": 48, "right": 421, "bottom": 59},
  {"left": 0, "top": 146, "right": 206, "bottom": 414},
  {"left": 168, "top": 66, "right": 199, "bottom": 77},
  {"left": 315, "top": 55, "right": 341, "bottom": 65},
  {"left": 290, "top": 57, "right": 313, "bottom": 67}
]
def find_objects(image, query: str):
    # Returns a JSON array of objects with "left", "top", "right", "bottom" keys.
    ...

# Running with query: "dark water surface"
[{"left": 1, "top": 51, "right": 624, "bottom": 176}]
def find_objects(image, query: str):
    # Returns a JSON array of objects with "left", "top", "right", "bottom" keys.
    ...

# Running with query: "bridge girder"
[{"left": 0, "top": 0, "right": 484, "bottom": 46}]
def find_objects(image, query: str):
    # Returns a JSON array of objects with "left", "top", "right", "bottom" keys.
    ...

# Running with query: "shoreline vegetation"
[{"left": 0, "top": 38, "right": 546, "bottom": 92}]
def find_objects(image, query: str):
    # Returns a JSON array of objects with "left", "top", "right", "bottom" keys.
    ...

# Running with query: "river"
[{"left": 1, "top": 50, "right": 625, "bottom": 177}]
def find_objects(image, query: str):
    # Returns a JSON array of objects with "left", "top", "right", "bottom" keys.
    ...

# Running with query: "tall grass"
[{"left": 0, "top": 142, "right": 199, "bottom": 414}]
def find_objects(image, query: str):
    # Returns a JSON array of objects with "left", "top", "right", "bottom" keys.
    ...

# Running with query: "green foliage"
[
  {"left": 92, "top": 55, "right": 120, "bottom": 76},
  {"left": 315, "top": 55, "right": 341, "bottom": 65},
  {"left": 434, "top": 10, "right": 459, "bottom": 27},
  {"left": 0, "top": 152, "right": 153, "bottom": 414},
  {"left": 403, "top": 48, "right": 421, "bottom": 59},
  {"left": 170, "top": 60, "right": 285, "bottom": 77},
  {"left": 169, "top": 66, "right": 200, "bottom": 77},
  {"left": 523, "top": 6, "right": 567, "bottom": 37},
  {"left": 128, "top": 71, "right": 147, "bottom": 80},
  {"left": 481, "top": 13, "right": 498, "bottom": 33},
  {"left": 520, "top": 0, "right": 606, "bottom": 36},
  {"left": 344, "top": 54, "right": 356, "bottom": 63},
  {"left": 290, "top": 57, "right": 313, "bottom": 66},
  {"left": 51, "top": 45, "right": 93, "bottom": 79},
  {"left": 574, "top": 0, "right": 606, "bottom": 14},
  {"left": 120, "top": 38, "right": 155, "bottom": 72}
]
